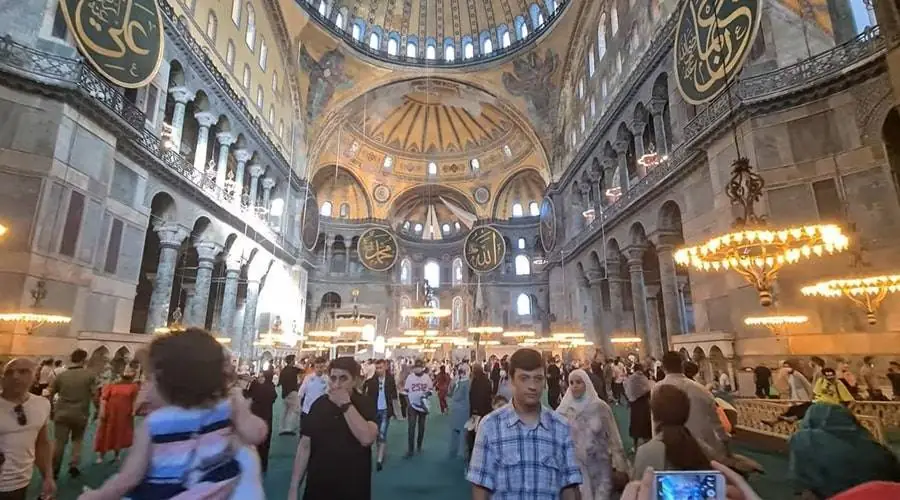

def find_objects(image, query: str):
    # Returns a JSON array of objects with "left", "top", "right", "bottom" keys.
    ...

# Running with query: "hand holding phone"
[{"left": 652, "top": 470, "right": 726, "bottom": 500}]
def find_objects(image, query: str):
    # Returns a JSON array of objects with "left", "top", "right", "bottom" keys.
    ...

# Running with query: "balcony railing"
[
  {"left": 0, "top": 35, "right": 299, "bottom": 257},
  {"left": 558, "top": 26, "right": 885, "bottom": 258}
]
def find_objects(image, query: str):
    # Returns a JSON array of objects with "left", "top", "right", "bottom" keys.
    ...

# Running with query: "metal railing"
[
  {"left": 557, "top": 26, "right": 886, "bottom": 258},
  {"left": 0, "top": 35, "right": 299, "bottom": 257}
]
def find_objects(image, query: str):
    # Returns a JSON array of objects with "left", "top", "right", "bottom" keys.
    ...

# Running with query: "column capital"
[
  {"left": 194, "top": 111, "right": 218, "bottom": 128},
  {"left": 649, "top": 98, "right": 667, "bottom": 114},
  {"left": 169, "top": 86, "right": 196, "bottom": 104},
  {"left": 631, "top": 119, "right": 647, "bottom": 134},
  {"left": 625, "top": 245, "right": 647, "bottom": 267},
  {"left": 195, "top": 241, "right": 223, "bottom": 264},
  {"left": 234, "top": 149, "right": 253, "bottom": 163},
  {"left": 601, "top": 158, "right": 617, "bottom": 170},
  {"left": 249, "top": 164, "right": 265, "bottom": 178},
  {"left": 612, "top": 140, "right": 630, "bottom": 154},
  {"left": 216, "top": 132, "right": 237, "bottom": 146},
  {"left": 154, "top": 223, "right": 187, "bottom": 249},
  {"left": 653, "top": 231, "right": 682, "bottom": 252},
  {"left": 585, "top": 270, "right": 606, "bottom": 286},
  {"left": 225, "top": 253, "right": 244, "bottom": 272},
  {"left": 261, "top": 177, "right": 276, "bottom": 190}
]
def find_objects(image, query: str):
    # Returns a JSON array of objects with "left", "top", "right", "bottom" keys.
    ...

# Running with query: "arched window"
[
  {"left": 598, "top": 15, "right": 607, "bottom": 59},
  {"left": 369, "top": 32, "right": 380, "bottom": 49},
  {"left": 517, "top": 237, "right": 526, "bottom": 249},
  {"left": 463, "top": 41, "right": 474, "bottom": 59},
  {"left": 339, "top": 202, "right": 349, "bottom": 218},
  {"left": 482, "top": 38, "right": 493, "bottom": 55},
  {"left": 578, "top": 78, "right": 585, "bottom": 99},
  {"left": 206, "top": 11, "right": 217, "bottom": 41},
  {"left": 400, "top": 295, "right": 411, "bottom": 328},
  {"left": 351, "top": 24, "right": 361, "bottom": 41},
  {"left": 225, "top": 40, "right": 235, "bottom": 68},
  {"left": 454, "top": 221, "right": 461, "bottom": 231},
  {"left": 317, "top": 0, "right": 326, "bottom": 16},
  {"left": 414, "top": 223, "right": 423, "bottom": 233},
  {"left": 470, "top": 158, "right": 480, "bottom": 172},
  {"left": 242, "top": 65, "right": 250, "bottom": 88},
  {"left": 231, "top": 0, "right": 241, "bottom": 24},
  {"left": 611, "top": 7, "right": 619, "bottom": 35},
  {"left": 425, "top": 44, "right": 436, "bottom": 59},
  {"left": 517, "top": 293, "right": 531, "bottom": 315},
  {"left": 256, "top": 86, "right": 264, "bottom": 108},
  {"left": 400, "top": 259, "right": 412, "bottom": 284},
  {"left": 278, "top": 120, "right": 284, "bottom": 139},
  {"left": 442, "top": 223, "right": 450, "bottom": 234},
  {"left": 588, "top": 49, "right": 595, "bottom": 76},
  {"left": 259, "top": 37, "right": 267, "bottom": 69},
  {"left": 268, "top": 105, "right": 274, "bottom": 124},
  {"left": 383, "top": 156, "right": 393, "bottom": 170},
  {"left": 452, "top": 296, "right": 463, "bottom": 331},
  {"left": 245, "top": 3, "right": 256, "bottom": 48},
  {"left": 512, "top": 203, "right": 523, "bottom": 217},
  {"left": 515, "top": 255, "right": 531, "bottom": 275},
  {"left": 320, "top": 201, "right": 333, "bottom": 216},
  {"left": 590, "top": 96, "right": 596, "bottom": 117},
  {"left": 387, "top": 38, "right": 398, "bottom": 55},
  {"left": 406, "top": 41, "right": 417, "bottom": 58},
  {"left": 424, "top": 261, "right": 440, "bottom": 288},
  {"left": 529, "top": 201, "right": 540, "bottom": 216},
  {"left": 334, "top": 12, "right": 344, "bottom": 30},
  {"left": 428, "top": 162, "right": 437, "bottom": 176},
  {"left": 502, "top": 30, "right": 511, "bottom": 48},
  {"left": 580, "top": 114, "right": 586, "bottom": 132},
  {"left": 520, "top": 22, "right": 529, "bottom": 39},
  {"left": 452, "top": 258, "right": 463, "bottom": 286},
  {"left": 272, "top": 71, "right": 278, "bottom": 92},
  {"left": 530, "top": 4, "right": 544, "bottom": 28},
  {"left": 546, "top": 0, "right": 557, "bottom": 14},
  {"left": 445, "top": 45, "right": 455, "bottom": 62}
]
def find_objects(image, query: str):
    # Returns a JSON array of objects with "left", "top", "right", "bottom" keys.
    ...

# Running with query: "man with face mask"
[
  {"left": 784, "top": 360, "right": 813, "bottom": 401},
  {"left": 403, "top": 359, "right": 433, "bottom": 458}
]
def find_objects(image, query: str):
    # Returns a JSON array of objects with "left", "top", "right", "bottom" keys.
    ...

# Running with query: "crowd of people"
[{"left": 0, "top": 330, "right": 899, "bottom": 499}]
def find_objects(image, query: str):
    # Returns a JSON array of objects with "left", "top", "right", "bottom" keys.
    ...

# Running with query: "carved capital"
[
  {"left": 249, "top": 164, "right": 265, "bottom": 178},
  {"left": 154, "top": 222, "right": 187, "bottom": 249},
  {"left": 585, "top": 270, "right": 606, "bottom": 286},
  {"left": 632, "top": 119, "right": 647, "bottom": 134},
  {"left": 234, "top": 149, "right": 253, "bottom": 163},
  {"left": 194, "top": 111, "right": 218, "bottom": 128},
  {"left": 195, "top": 241, "right": 223, "bottom": 264},
  {"left": 653, "top": 230, "right": 682, "bottom": 253},
  {"left": 169, "top": 86, "right": 196, "bottom": 104},
  {"left": 216, "top": 132, "right": 236, "bottom": 146},
  {"left": 612, "top": 140, "right": 629, "bottom": 154},
  {"left": 261, "top": 177, "right": 276, "bottom": 190},
  {"left": 601, "top": 158, "right": 617, "bottom": 170},
  {"left": 649, "top": 98, "right": 667, "bottom": 115},
  {"left": 625, "top": 245, "right": 647, "bottom": 267},
  {"left": 225, "top": 253, "right": 244, "bottom": 272}
]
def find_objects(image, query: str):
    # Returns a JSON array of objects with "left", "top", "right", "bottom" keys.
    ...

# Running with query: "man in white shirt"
[
  {"left": 297, "top": 356, "right": 329, "bottom": 428},
  {"left": 654, "top": 352, "right": 728, "bottom": 461},
  {"left": 403, "top": 359, "right": 433, "bottom": 458},
  {"left": 0, "top": 359, "right": 55, "bottom": 500}
]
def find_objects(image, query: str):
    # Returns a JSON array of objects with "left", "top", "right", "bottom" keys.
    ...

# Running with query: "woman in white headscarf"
[{"left": 557, "top": 369, "right": 629, "bottom": 499}]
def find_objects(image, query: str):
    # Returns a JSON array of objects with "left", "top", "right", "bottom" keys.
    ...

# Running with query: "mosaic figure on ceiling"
[
  {"left": 502, "top": 49, "right": 559, "bottom": 136},
  {"left": 298, "top": 45, "right": 353, "bottom": 122}
]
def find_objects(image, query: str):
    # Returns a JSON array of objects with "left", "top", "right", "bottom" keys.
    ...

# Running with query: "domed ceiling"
[
  {"left": 310, "top": 78, "right": 548, "bottom": 182},
  {"left": 294, "top": 0, "right": 567, "bottom": 67}
]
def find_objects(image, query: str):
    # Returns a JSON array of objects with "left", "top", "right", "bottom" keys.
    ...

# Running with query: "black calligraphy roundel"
[
  {"left": 674, "top": 0, "right": 762, "bottom": 105},
  {"left": 357, "top": 227, "right": 399, "bottom": 272},
  {"left": 539, "top": 197, "right": 557, "bottom": 253},
  {"left": 60, "top": 0, "right": 165, "bottom": 88},
  {"left": 464, "top": 226, "right": 506, "bottom": 273},
  {"left": 301, "top": 195, "right": 320, "bottom": 252}
]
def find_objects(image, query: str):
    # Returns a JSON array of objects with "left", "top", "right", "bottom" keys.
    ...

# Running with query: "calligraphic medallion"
[
  {"left": 357, "top": 228, "right": 399, "bottom": 272},
  {"left": 60, "top": 0, "right": 165, "bottom": 88},
  {"left": 301, "top": 195, "right": 320, "bottom": 251},
  {"left": 674, "top": 0, "right": 762, "bottom": 105},
  {"left": 464, "top": 226, "right": 506, "bottom": 273},
  {"left": 539, "top": 197, "right": 557, "bottom": 253}
]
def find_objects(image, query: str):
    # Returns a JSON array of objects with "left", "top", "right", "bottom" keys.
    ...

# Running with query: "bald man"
[{"left": 0, "top": 359, "right": 54, "bottom": 500}]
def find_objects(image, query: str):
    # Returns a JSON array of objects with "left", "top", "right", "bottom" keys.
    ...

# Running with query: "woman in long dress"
[
  {"left": 246, "top": 369, "right": 277, "bottom": 474},
  {"left": 447, "top": 364, "right": 471, "bottom": 459},
  {"left": 557, "top": 369, "right": 629, "bottom": 499},
  {"left": 93, "top": 367, "right": 140, "bottom": 463}
]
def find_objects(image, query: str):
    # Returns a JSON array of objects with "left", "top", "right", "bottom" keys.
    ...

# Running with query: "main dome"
[{"left": 294, "top": 0, "right": 567, "bottom": 67}]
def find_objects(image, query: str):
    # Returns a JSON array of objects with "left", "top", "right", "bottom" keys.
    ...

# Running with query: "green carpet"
[{"left": 36, "top": 400, "right": 793, "bottom": 499}]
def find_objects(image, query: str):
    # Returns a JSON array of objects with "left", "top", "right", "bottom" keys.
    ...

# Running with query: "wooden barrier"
[{"left": 731, "top": 398, "right": 892, "bottom": 444}]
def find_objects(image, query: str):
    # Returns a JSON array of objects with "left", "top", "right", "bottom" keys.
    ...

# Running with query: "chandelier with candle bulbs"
[
  {"left": 801, "top": 274, "right": 900, "bottom": 325},
  {"left": 674, "top": 158, "right": 849, "bottom": 306},
  {"left": 0, "top": 281, "right": 71, "bottom": 334}
]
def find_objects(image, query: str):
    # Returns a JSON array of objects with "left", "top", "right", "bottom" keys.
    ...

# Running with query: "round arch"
[{"left": 492, "top": 167, "right": 548, "bottom": 219}]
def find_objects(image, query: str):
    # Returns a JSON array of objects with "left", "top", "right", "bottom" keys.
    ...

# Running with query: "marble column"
[
  {"left": 167, "top": 86, "right": 195, "bottom": 153},
  {"left": 240, "top": 258, "right": 270, "bottom": 359},
  {"left": 190, "top": 241, "right": 223, "bottom": 327},
  {"left": 613, "top": 140, "right": 630, "bottom": 191},
  {"left": 606, "top": 259, "right": 626, "bottom": 334},
  {"left": 219, "top": 254, "right": 242, "bottom": 340},
  {"left": 145, "top": 223, "right": 187, "bottom": 332},
  {"left": 587, "top": 272, "right": 614, "bottom": 356},
  {"left": 233, "top": 149, "right": 252, "bottom": 203},
  {"left": 261, "top": 177, "right": 275, "bottom": 212},
  {"left": 645, "top": 284, "right": 664, "bottom": 356},
  {"left": 182, "top": 286, "right": 196, "bottom": 324},
  {"left": 626, "top": 246, "right": 651, "bottom": 356},
  {"left": 215, "top": 133, "right": 236, "bottom": 190},
  {"left": 632, "top": 120, "right": 647, "bottom": 177},
  {"left": 248, "top": 164, "right": 264, "bottom": 209},
  {"left": 650, "top": 98, "right": 669, "bottom": 155},
  {"left": 193, "top": 112, "right": 218, "bottom": 173},
  {"left": 601, "top": 158, "right": 617, "bottom": 204},
  {"left": 657, "top": 240, "right": 686, "bottom": 338}
]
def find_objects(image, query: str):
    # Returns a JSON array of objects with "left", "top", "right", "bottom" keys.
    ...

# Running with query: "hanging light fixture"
[
  {"left": 801, "top": 275, "right": 900, "bottom": 325},
  {"left": 0, "top": 280, "right": 73, "bottom": 334}
]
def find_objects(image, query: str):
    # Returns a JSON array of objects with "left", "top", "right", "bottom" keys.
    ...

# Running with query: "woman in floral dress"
[{"left": 557, "top": 369, "right": 629, "bottom": 499}]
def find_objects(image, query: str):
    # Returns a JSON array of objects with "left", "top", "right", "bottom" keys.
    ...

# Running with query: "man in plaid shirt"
[{"left": 467, "top": 348, "right": 582, "bottom": 499}]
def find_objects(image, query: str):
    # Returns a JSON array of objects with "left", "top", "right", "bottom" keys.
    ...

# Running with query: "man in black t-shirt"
[
  {"left": 547, "top": 358, "right": 562, "bottom": 409},
  {"left": 278, "top": 355, "right": 302, "bottom": 435},
  {"left": 288, "top": 357, "right": 378, "bottom": 500},
  {"left": 754, "top": 364, "right": 772, "bottom": 399}
]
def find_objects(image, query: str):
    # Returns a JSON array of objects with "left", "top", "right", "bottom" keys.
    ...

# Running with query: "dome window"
[
  {"left": 320, "top": 201, "right": 333, "bottom": 216},
  {"left": 512, "top": 203, "right": 523, "bottom": 217},
  {"left": 503, "top": 145, "right": 512, "bottom": 158},
  {"left": 470, "top": 158, "right": 480, "bottom": 172},
  {"left": 428, "top": 162, "right": 438, "bottom": 176},
  {"left": 445, "top": 45, "right": 455, "bottom": 62},
  {"left": 369, "top": 33, "right": 380, "bottom": 50},
  {"left": 426, "top": 44, "right": 436, "bottom": 59},
  {"left": 442, "top": 223, "right": 450, "bottom": 234},
  {"left": 388, "top": 38, "right": 398, "bottom": 55},
  {"left": 502, "top": 31, "right": 511, "bottom": 48},
  {"left": 414, "top": 223, "right": 423, "bottom": 233},
  {"left": 383, "top": 156, "right": 393, "bottom": 169},
  {"left": 406, "top": 41, "right": 417, "bottom": 58},
  {"left": 351, "top": 24, "right": 361, "bottom": 41},
  {"left": 529, "top": 201, "right": 539, "bottom": 216},
  {"left": 515, "top": 255, "right": 531, "bottom": 276},
  {"left": 464, "top": 41, "right": 474, "bottom": 59},
  {"left": 517, "top": 237, "right": 526, "bottom": 249}
]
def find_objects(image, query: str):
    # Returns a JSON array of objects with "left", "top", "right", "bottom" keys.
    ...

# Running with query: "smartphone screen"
[{"left": 654, "top": 470, "right": 724, "bottom": 500}]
